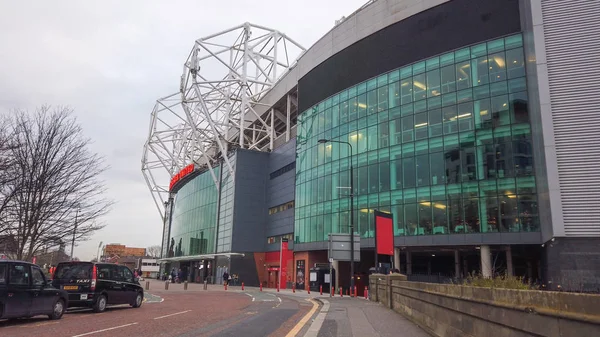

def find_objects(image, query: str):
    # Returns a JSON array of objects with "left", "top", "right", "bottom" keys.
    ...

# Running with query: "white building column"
[
  {"left": 480, "top": 245, "right": 492, "bottom": 278},
  {"left": 394, "top": 248, "right": 401, "bottom": 272},
  {"left": 454, "top": 250, "right": 461, "bottom": 278},
  {"left": 332, "top": 260, "right": 339, "bottom": 290},
  {"left": 506, "top": 246, "right": 513, "bottom": 277},
  {"left": 405, "top": 251, "right": 412, "bottom": 275}
]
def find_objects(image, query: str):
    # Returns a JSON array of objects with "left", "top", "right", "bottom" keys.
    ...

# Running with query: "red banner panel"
[
  {"left": 279, "top": 238, "right": 292, "bottom": 289},
  {"left": 375, "top": 211, "right": 394, "bottom": 256}
]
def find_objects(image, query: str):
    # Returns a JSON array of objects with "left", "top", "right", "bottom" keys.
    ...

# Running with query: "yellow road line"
[{"left": 285, "top": 299, "right": 319, "bottom": 337}]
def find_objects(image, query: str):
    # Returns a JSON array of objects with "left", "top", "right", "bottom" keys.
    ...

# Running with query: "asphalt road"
[{"left": 0, "top": 290, "right": 314, "bottom": 337}]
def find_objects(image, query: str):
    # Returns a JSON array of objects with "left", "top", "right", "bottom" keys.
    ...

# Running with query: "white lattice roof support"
[{"left": 142, "top": 22, "right": 305, "bottom": 217}]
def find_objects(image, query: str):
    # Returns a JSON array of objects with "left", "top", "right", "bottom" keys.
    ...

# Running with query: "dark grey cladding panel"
[
  {"left": 265, "top": 138, "right": 296, "bottom": 244},
  {"left": 266, "top": 171, "right": 295, "bottom": 207},
  {"left": 393, "top": 232, "right": 542, "bottom": 247},
  {"left": 268, "top": 138, "right": 297, "bottom": 172},
  {"left": 298, "top": 0, "right": 522, "bottom": 112},
  {"left": 229, "top": 253, "right": 260, "bottom": 287},
  {"left": 544, "top": 237, "right": 600, "bottom": 292},
  {"left": 231, "top": 150, "right": 269, "bottom": 253}
]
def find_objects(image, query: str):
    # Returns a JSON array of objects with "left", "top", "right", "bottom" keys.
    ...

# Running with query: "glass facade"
[
  {"left": 295, "top": 34, "right": 539, "bottom": 244},
  {"left": 169, "top": 168, "right": 220, "bottom": 256},
  {"left": 217, "top": 156, "right": 236, "bottom": 253}
]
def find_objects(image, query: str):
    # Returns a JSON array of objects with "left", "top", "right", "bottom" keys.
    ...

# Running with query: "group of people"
[
  {"left": 163, "top": 268, "right": 184, "bottom": 283},
  {"left": 222, "top": 271, "right": 239, "bottom": 286}
]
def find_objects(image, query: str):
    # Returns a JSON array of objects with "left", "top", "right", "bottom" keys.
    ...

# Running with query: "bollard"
[
  {"left": 339, "top": 287, "right": 343, "bottom": 297},
  {"left": 292, "top": 284, "right": 295, "bottom": 293},
  {"left": 260, "top": 283, "right": 263, "bottom": 292},
  {"left": 165, "top": 281, "right": 169, "bottom": 290},
  {"left": 320, "top": 285, "right": 323, "bottom": 295},
  {"left": 184, "top": 281, "right": 188, "bottom": 290},
  {"left": 203, "top": 280, "right": 208, "bottom": 290},
  {"left": 145, "top": 280, "right": 150, "bottom": 290},
  {"left": 307, "top": 287, "right": 310, "bottom": 294},
  {"left": 242, "top": 282, "right": 245, "bottom": 291},
  {"left": 224, "top": 283, "right": 228, "bottom": 291},
  {"left": 277, "top": 283, "right": 280, "bottom": 292},
  {"left": 364, "top": 286, "right": 368, "bottom": 300},
  {"left": 353, "top": 286, "right": 356, "bottom": 298}
]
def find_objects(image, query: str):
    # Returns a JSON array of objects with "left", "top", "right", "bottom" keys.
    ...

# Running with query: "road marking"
[
  {"left": 284, "top": 299, "right": 320, "bottom": 337},
  {"left": 70, "top": 322, "right": 138, "bottom": 337},
  {"left": 302, "top": 299, "right": 330, "bottom": 337},
  {"left": 153, "top": 310, "right": 191, "bottom": 320},
  {"left": 273, "top": 296, "right": 282, "bottom": 308}
]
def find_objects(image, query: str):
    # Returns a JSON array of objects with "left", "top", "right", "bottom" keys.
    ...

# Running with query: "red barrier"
[
  {"left": 320, "top": 285, "right": 323, "bottom": 295},
  {"left": 353, "top": 286, "right": 357, "bottom": 298},
  {"left": 364, "top": 286, "right": 369, "bottom": 299},
  {"left": 260, "top": 283, "right": 263, "bottom": 292},
  {"left": 340, "top": 287, "right": 343, "bottom": 297}
]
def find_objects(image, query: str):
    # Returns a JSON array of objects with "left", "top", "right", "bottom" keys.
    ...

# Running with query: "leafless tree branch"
[{"left": 1, "top": 106, "right": 113, "bottom": 260}]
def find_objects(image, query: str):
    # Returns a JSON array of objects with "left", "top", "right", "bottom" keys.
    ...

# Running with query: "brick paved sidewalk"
[{"left": 314, "top": 297, "right": 431, "bottom": 337}]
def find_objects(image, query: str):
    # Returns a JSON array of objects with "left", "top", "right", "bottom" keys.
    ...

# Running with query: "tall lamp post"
[
  {"left": 318, "top": 138, "right": 355, "bottom": 292},
  {"left": 96, "top": 241, "right": 103, "bottom": 262},
  {"left": 70, "top": 208, "right": 79, "bottom": 260}
]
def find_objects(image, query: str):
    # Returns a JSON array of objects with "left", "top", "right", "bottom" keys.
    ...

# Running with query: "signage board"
[
  {"left": 169, "top": 164, "right": 195, "bottom": 190},
  {"left": 375, "top": 210, "right": 394, "bottom": 256},
  {"left": 328, "top": 233, "right": 361, "bottom": 262}
]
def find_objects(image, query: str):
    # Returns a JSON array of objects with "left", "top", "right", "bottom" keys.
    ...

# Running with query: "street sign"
[{"left": 328, "top": 233, "right": 361, "bottom": 262}]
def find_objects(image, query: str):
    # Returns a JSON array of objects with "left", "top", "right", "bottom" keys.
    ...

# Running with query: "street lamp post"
[
  {"left": 70, "top": 208, "right": 79, "bottom": 260},
  {"left": 318, "top": 139, "right": 355, "bottom": 293},
  {"left": 96, "top": 241, "right": 103, "bottom": 262}
]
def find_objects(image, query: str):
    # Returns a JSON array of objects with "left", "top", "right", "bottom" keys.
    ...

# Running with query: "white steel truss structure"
[{"left": 142, "top": 23, "right": 305, "bottom": 217}]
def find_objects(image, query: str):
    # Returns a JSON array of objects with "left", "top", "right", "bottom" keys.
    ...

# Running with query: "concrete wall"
[{"left": 370, "top": 274, "right": 600, "bottom": 337}]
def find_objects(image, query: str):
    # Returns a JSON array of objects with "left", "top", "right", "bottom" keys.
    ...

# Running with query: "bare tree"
[
  {"left": 1, "top": 106, "right": 113, "bottom": 261},
  {"left": 146, "top": 245, "right": 161, "bottom": 258},
  {"left": 0, "top": 116, "right": 19, "bottom": 230}
]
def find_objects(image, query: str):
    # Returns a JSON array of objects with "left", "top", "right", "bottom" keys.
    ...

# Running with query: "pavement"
[{"left": 0, "top": 280, "right": 430, "bottom": 337}]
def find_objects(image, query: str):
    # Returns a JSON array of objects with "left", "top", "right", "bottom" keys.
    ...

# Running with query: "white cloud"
[{"left": 0, "top": 0, "right": 367, "bottom": 259}]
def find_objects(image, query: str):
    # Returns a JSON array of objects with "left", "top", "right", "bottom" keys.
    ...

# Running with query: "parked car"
[
  {"left": 52, "top": 262, "right": 143, "bottom": 313},
  {"left": 0, "top": 260, "right": 68, "bottom": 320}
]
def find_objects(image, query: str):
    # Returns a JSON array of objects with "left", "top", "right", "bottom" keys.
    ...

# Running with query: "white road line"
[
  {"left": 153, "top": 310, "right": 191, "bottom": 320},
  {"left": 70, "top": 322, "right": 138, "bottom": 337}
]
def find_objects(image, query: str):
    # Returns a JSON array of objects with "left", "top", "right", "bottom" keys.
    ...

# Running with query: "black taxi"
[
  {"left": 0, "top": 260, "right": 68, "bottom": 320},
  {"left": 52, "top": 262, "right": 143, "bottom": 313}
]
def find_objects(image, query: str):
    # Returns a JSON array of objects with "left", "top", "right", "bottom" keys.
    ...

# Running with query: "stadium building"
[{"left": 142, "top": 0, "right": 600, "bottom": 291}]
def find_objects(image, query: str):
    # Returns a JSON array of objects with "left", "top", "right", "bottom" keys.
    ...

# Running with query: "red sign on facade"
[
  {"left": 169, "top": 164, "right": 195, "bottom": 190},
  {"left": 375, "top": 210, "right": 394, "bottom": 256},
  {"left": 279, "top": 238, "right": 292, "bottom": 289}
]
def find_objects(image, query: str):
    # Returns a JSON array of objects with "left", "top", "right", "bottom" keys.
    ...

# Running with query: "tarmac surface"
[
  {"left": 0, "top": 280, "right": 431, "bottom": 337},
  {"left": 0, "top": 281, "right": 314, "bottom": 337}
]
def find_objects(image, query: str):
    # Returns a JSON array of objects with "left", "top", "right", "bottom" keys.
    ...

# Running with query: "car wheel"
[
  {"left": 48, "top": 299, "right": 65, "bottom": 320},
  {"left": 132, "top": 292, "right": 143, "bottom": 308},
  {"left": 93, "top": 295, "right": 107, "bottom": 313}
]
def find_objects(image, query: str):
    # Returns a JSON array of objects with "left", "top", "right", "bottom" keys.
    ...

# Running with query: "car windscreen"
[{"left": 54, "top": 263, "right": 92, "bottom": 280}]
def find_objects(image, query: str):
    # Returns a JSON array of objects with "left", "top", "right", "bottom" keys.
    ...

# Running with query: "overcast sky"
[{"left": 0, "top": 0, "right": 367, "bottom": 260}]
